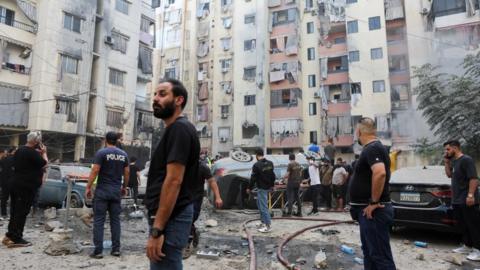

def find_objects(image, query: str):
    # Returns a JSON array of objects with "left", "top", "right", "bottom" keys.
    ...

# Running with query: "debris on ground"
[
  {"left": 44, "top": 229, "right": 81, "bottom": 256},
  {"left": 312, "top": 229, "right": 340, "bottom": 235},
  {"left": 354, "top": 257, "right": 364, "bottom": 265},
  {"left": 129, "top": 210, "right": 144, "bottom": 219},
  {"left": 196, "top": 250, "right": 220, "bottom": 260},
  {"left": 45, "top": 221, "right": 63, "bottom": 232},
  {"left": 444, "top": 255, "right": 463, "bottom": 266},
  {"left": 314, "top": 251, "right": 328, "bottom": 269},
  {"left": 44, "top": 207, "right": 57, "bottom": 220},
  {"left": 415, "top": 253, "right": 425, "bottom": 261},
  {"left": 205, "top": 219, "right": 218, "bottom": 227}
]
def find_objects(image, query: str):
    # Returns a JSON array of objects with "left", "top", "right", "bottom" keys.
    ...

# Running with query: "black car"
[{"left": 389, "top": 166, "right": 459, "bottom": 232}]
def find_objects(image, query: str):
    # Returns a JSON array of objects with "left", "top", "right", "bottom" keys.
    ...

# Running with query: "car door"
[{"left": 38, "top": 167, "right": 66, "bottom": 206}]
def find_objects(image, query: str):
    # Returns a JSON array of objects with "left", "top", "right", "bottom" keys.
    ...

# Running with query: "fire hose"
[{"left": 242, "top": 217, "right": 355, "bottom": 270}]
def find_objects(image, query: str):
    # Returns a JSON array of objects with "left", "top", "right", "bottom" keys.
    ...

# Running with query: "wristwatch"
[
  {"left": 150, "top": 227, "right": 165, "bottom": 239},
  {"left": 369, "top": 199, "right": 379, "bottom": 205}
]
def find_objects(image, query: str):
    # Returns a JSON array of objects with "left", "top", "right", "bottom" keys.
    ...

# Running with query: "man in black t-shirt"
[
  {"left": 348, "top": 118, "right": 396, "bottom": 270},
  {"left": 444, "top": 140, "right": 480, "bottom": 261},
  {"left": 128, "top": 157, "right": 140, "bottom": 205},
  {"left": 145, "top": 79, "right": 201, "bottom": 269},
  {"left": 3, "top": 132, "right": 48, "bottom": 248}
]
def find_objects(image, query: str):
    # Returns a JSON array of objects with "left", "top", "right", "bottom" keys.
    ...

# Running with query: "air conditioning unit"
[
  {"left": 313, "top": 91, "right": 321, "bottom": 99},
  {"left": 221, "top": 113, "right": 228, "bottom": 119},
  {"left": 19, "top": 48, "right": 31, "bottom": 59},
  {"left": 220, "top": 137, "right": 227, "bottom": 143},
  {"left": 21, "top": 90, "right": 32, "bottom": 101},
  {"left": 104, "top": 36, "right": 115, "bottom": 45},
  {"left": 225, "top": 88, "right": 232, "bottom": 94},
  {"left": 311, "top": 10, "right": 317, "bottom": 16},
  {"left": 221, "top": 67, "right": 229, "bottom": 73}
]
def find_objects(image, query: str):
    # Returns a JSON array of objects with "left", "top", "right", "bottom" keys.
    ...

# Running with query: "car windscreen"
[{"left": 60, "top": 166, "right": 91, "bottom": 177}]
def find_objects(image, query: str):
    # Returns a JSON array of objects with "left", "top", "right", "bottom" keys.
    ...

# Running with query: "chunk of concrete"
[
  {"left": 44, "top": 207, "right": 57, "bottom": 220},
  {"left": 205, "top": 219, "right": 218, "bottom": 227},
  {"left": 44, "top": 229, "right": 80, "bottom": 256},
  {"left": 45, "top": 221, "right": 63, "bottom": 232},
  {"left": 314, "top": 250, "right": 328, "bottom": 269}
]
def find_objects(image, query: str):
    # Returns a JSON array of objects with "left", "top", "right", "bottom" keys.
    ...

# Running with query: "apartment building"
[{"left": 0, "top": 0, "right": 155, "bottom": 163}]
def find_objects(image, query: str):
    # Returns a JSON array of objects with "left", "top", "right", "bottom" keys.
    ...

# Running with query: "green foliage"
[{"left": 412, "top": 52, "right": 480, "bottom": 159}]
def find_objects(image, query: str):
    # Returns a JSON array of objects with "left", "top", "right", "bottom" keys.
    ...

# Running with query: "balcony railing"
[
  {"left": 1, "top": 62, "right": 31, "bottom": 75},
  {"left": 0, "top": 16, "right": 36, "bottom": 33}
]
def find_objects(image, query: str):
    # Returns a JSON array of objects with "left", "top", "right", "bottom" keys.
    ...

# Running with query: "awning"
[{"left": 0, "top": 35, "right": 32, "bottom": 48}]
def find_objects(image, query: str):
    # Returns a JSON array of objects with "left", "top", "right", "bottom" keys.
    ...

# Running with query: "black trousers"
[
  {"left": 321, "top": 185, "right": 332, "bottom": 208},
  {"left": 453, "top": 204, "right": 480, "bottom": 250},
  {"left": 6, "top": 185, "right": 36, "bottom": 241},
  {"left": 129, "top": 186, "right": 138, "bottom": 205},
  {"left": 1, "top": 179, "right": 11, "bottom": 216},
  {"left": 287, "top": 186, "right": 302, "bottom": 214},
  {"left": 309, "top": 185, "right": 321, "bottom": 212}
]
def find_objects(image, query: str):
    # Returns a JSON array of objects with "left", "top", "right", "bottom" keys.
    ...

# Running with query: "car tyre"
[{"left": 67, "top": 193, "right": 84, "bottom": 208}]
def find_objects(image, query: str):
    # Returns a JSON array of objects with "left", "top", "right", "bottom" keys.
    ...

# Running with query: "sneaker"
[
  {"left": 452, "top": 244, "right": 472, "bottom": 254},
  {"left": 89, "top": 252, "right": 104, "bottom": 259},
  {"left": 307, "top": 211, "right": 318, "bottom": 216},
  {"left": 2, "top": 236, "right": 14, "bottom": 247},
  {"left": 8, "top": 238, "right": 32, "bottom": 248},
  {"left": 467, "top": 248, "right": 480, "bottom": 261},
  {"left": 110, "top": 250, "right": 121, "bottom": 257},
  {"left": 258, "top": 225, "right": 272, "bottom": 233},
  {"left": 255, "top": 222, "right": 265, "bottom": 228}
]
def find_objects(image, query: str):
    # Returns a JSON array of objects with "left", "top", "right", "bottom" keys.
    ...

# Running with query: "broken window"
[
  {"left": 55, "top": 98, "right": 77, "bottom": 122},
  {"left": 243, "top": 66, "right": 256, "bottom": 81},
  {"left": 270, "top": 88, "right": 300, "bottom": 108},
  {"left": 107, "top": 109, "right": 123, "bottom": 128},
  {"left": 392, "top": 112, "right": 410, "bottom": 137},
  {"left": 135, "top": 110, "right": 153, "bottom": 133},
  {"left": 220, "top": 81, "right": 232, "bottom": 94},
  {"left": 433, "top": 0, "right": 473, "bottom": 17},
  {"left": 244, "top": 39, "right": 256, "bottom": 51},
  {"left": 391, "top": 84, "right": 410, "bottom": 109},
  {"left": 244, "top": 14, "right": 255, "bottom": 24},
  {"left": 242, "top": 124, "right": 259, "bottom": 139},
  {"left": 371, "top": 48, "right": 383, "bottom": 60},
  {"left": 272, "top": 8, "right": 296, "bottom": 26},
  {"left": 115, "top": 0, "right": 129, "bottom": 15},
  {"left": 197, "top": 104, "right": 208, "bottom": 122},
  {"left": 218, "top": 127, "right": 230, "bottom": 141},
  {"left": 112, "top": 31, "right": 129, "bottom": 54},
  {"left": 197, "top": 40, "right": 209, "bottom": 57},
  {"left": 387, "top": 26, "right": 405, "bottom": 43},
  {"left": 307, "top": 47, "right": 315, "bottom": 60},
  {"left": 327, "top": 115, "right": 352, "bottom": 137},
  {"left": 60, "top": 54, "right": 79, "bottom": 75},
  {"left": 351, "top": 83, "right": 361, "bottom": 94},
  {"left": 368, "top": 16, "right": 381, "bottom": 31},
  {"left": 385, "top": 0, "right": 404, "bottom": 20},
  {"left": 389, "top": 55, "right": 408, "bottom": 72},
  {"left": 271, "top": 119, "right": 302, "bottom": 140},
  {"left": 270, "top": 37, "right": 284, "bottom": 54},
  {"left": 285, "top": 34, "right": 298, "bottom": 55},
  {"left": 328, "top": 84, "right": 350, "bottom": 101},
  {"left": 220, "top": 59, "right": 232, "bottom": 72},
  {"left": 373, "top": 80, "right": 385, "bottom": 93},
  {"left": 63, "top": 13, "right": 81, "bottom": 33},
  {"left": 109, "top": 68, "right": 125, "bottom": 86},
  {"left": 138, "top": 44, "right": 153, "bottom": 74},
  {"left": 244, "top": 95, "right": 256, "bottom": 106}
]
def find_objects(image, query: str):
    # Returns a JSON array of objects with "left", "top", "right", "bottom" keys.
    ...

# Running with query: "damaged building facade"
[{"left": 0, "top": 0, "right": 155, "bottom": 163}]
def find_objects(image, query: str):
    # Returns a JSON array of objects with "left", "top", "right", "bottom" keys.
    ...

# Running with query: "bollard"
[{"left": 63, "top": 177, "right": 74, "bottom": 230}]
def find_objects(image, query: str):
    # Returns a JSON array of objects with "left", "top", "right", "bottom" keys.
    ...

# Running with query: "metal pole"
[{"left": 63, "top": 177, "right": 73, "bottom": 230}]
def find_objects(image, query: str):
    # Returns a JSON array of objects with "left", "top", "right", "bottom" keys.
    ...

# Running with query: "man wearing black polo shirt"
[
  {"left": 349, "top": 117, "right": 396, "bottom": 270},
  {"left": 145, "top": 79, "right": 201, "bottom": 270}
]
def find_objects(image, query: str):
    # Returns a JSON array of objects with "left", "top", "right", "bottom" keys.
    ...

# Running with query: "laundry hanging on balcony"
[
  {"left": 285, "top": 35, "right": 298, "bottom": 56},
  {"left": 384, "top": 0, "right": 404, "bottom": 20}
]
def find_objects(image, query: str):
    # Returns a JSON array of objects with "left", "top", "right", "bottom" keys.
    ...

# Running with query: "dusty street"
[{"left": 0, "top": 202, "right": 479, "bottom": 270}]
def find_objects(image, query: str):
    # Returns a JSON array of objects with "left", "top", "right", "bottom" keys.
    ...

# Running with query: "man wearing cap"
[{"left": 86, "top": 132, "right": 129, "bottom": 258}]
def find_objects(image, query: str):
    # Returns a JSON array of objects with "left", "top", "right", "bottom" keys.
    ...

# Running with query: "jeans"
[
  {"left": 93, "top": 187, "right": 122, "bottom": 254},
  {"left": 453, "top": 204, "right": 480, "bottom": 250},
  {"left": 309, "top": 185, "right": 321, "bottom": 212},
  {"left": 6, "top": 185, "right": 36, "bottom": 241},
  {"left": 287, "top": 186, "right": 301, "bottom": 215},
  {"left": 321, "top": 185, "right": 332, "bottom": 208},
  {"left": 350, "top": 204, "right": 396, "bottom": 270},
  {"left": 150, "top": 203, "right": 193, "bottom": 270},
  {"left": 256, "top": 189, "right": 271, "bottom": 226}
]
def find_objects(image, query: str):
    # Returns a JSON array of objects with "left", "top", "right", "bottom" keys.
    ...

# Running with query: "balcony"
[
  {"left": 0, "top": 84, "right": 29, "bottom": 128},
  {"left": 0, "top": 15, "right": 36, "bottom": 33},
  {"left": 0, "top": 59, "right": 31, "bottom": 87}
]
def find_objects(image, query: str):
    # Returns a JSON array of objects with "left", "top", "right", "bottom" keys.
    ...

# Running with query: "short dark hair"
[
  {"left": 337, "top": 157, "right": 343, "bottom": 162},
  {"left": 289, "top": 154, "right": 295, "bottom": 160},
  {"left": 106, "top": 131, "right": 118, "bottom": 145},
  {"left": 160, "top": 78, "right": 188, "bottom": 109},
  {"left": 443, "top": 140, "right": 461, "bottom": 148},
  {"left": 130, "top": 156, "right": 137, "bottom": 163},
  {"left": 312, "top": 141, "right": 317, "bottom": 145},
  {"left": 255, "top": 149, "right": 264, "bottom": 156}
]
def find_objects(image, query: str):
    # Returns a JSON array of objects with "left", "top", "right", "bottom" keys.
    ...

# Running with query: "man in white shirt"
[
  {"left": 307, "top": 157, "right": 321, "bottom": 215},
  {"left": 332, "top": 158, "right": 348, "bottom": 211}
]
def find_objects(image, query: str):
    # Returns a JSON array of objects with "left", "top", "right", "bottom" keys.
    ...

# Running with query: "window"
[
  {"left": 433, "top": 0, "right": 475, "bottom": 17},
  {"left": 197, "top": 104, "right": 208, "bottom": 122},
  {"left": 270, "top": 89, "right": 300, "bottom": 107},
  {"left": 166, "top": 29, "right": 180, "bottom": 43},
  {"left": 48, "top": 168, "right": 62, "bottom": 180},
  {"left": 347, "top": 20, "right": 358, "bottom": 33},
  {"left": 369, "top": 16, "right": 381, "bottom": 31},
  {"left": 272, "top": 8, "right": 297, "bottom": 26},
  {"left": 109, "top": 68, "right": 125, "bottom": 86},
  {"left": 0, "top": 6, "right": 14, "bottom": 26},
  {"left": 140, "top": 16, "right": 154, "bottom": 33},
  {"left": 107, "top": 109, "right": 123, "bottom": 128},
  {"left": 306, "top": 22, "right": 314, "bottom": 34},
  {"left": 308, "top": 74, "right": 316, "bottom": 88},
  {"left": 61, "top": 54, "right": 79, "bottom": 75},
  {"left": 351, "top": 83, "right": 361, "bottom": 94},
  {"left": 346, "top": 0, "right": 357, "bottom": 3},
  {"left": 373, "top": 80, "right": 385, "bottom": 93},
  {"left": 371, "top": 48, "right": 383, "bottom": 60},
  {"left": 389, "top": 55, "right": 408, "bottom": 72},
  {"left": 115, "top": 0, "right": 129, "bottom": 15},
  {"left": 55, "top": 99, "right": 77, "bottom": 122},
  {"left": 63, "top": 13, "right": 81, "bottom": 33},
  {"left": 244, "top": 95, "right": 256, "bottom": 106},
  {"left": 168, "top": 0, "right": 175, "bottom": 4},
  {"left": 244, "top": 14, "right": 255, "bottom": 24},
  {"left": 243, "top": 67, "right": 256, "bottom": 80},
  {"left": 218, "top": 127, "right": 230, "bottom": 141},
  {"left": 334, "top": 37, "right": 346, "bottom": 44},
  {"left": 112, "top": 32, "right": 129, "bottom": 54},
  {"left": 305, "top": 0, "right": 313, "bottom": 9},
  {"left": 221, "top": 0, "right": 232, "bottom": 7},
  {"left": 307, "top": 47, "right": 315, "bottom": 60},
  {"left": 391, "top": 84, "right": 410, "bottom": 109},
  {"left": 310, "top": 131, "right": 318, "bottom": 144},
  {"left": 164, "top": 68, "right": 177, "bottom": 79},
  {"left": 221, "top": 105, "right": 229, "bottom": 114},
  {"left": 244, "top": 39, "right": 256, "bottom": 51},
  {"left": 135, "top": 110, "right": 153, "bottom": 132},
  {"left": 349, "top": 51, "right": 359, "bottom": 62},
  {"left": 220, "top": 59, "right": 232, "bottom": 71},
  {"left": 309, "top": 102, "right": 317, "bottom": 115}
]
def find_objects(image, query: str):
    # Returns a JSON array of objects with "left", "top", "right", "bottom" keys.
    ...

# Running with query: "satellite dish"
[{"left": 230, "top": 150, "right": 253, "bottom": 162}]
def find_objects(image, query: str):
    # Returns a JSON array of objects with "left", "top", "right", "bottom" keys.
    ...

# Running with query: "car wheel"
[
  {"left": 230, "top": 150, "right": 253, "bottom": 162},
  {"left": 67, "top": 193, "right": 84, "bottom": 208}
]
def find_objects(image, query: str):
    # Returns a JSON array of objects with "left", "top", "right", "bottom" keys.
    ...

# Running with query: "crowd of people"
[{"left": 0, "top": 78, "right": 478, "bottom": 270}]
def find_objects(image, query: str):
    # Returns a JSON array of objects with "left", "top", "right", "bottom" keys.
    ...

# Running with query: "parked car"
[
  {"left": 209, "top": 151, "right": 308, "bottom": 209},
  {"left": 389, "top": 166, "right": 460, "bottom": 232},
  {"left": 37, "top": 164, "right": 91, "bottom": 208},
  {"left": 138, "top": 161, "right": 150, "bottom": 199}
]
